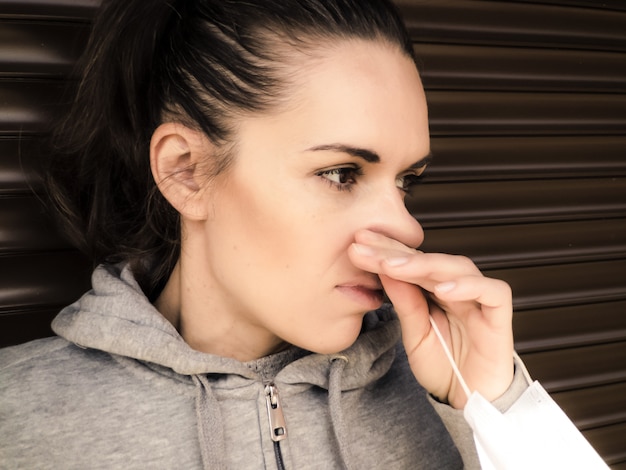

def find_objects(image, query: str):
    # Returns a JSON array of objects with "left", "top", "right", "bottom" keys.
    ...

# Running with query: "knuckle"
[
  {"left": 492, "top": 278, "right": 513, "bottom": 297},
  {"left": 453, "top": 254, "right": 478, "bottom": 272}
]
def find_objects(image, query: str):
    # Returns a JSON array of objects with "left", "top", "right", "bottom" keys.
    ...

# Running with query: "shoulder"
[
  {"left": 0, "top": 336, "right": 117, "bottom": 403},
  {"left": 1, "top": 336, "right": 71, "bottom": 371},
  {"left": 0, "top": 338, "right": 84, "bottom": 435},
  {"left": 0, "top": 335, "right": 112, "bottom": 375},
  {"left": 0, "top": 338, "right": 199, "bottom": 468}
]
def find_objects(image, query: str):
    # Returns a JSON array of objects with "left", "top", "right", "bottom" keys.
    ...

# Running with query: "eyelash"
[
  {"left": 316, "top": 166, "right": 363, "bottom": 192},
  {"left": 396, "top": 173, "right": 424, "bottom": 195},
  {"left": 317, "top": 165, "right": 425, "bottom": 194}
]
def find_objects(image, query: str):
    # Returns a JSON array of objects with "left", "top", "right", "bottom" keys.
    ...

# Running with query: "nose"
[{"left": 365, "top": 190, "right": 424, "bottom": 249}]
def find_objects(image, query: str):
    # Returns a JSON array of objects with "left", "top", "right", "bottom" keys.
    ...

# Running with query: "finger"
[
  {"left": 380, "top": 275, "right": 431, "bottom": 349},
  {"left": 348, "top": 243, "right": 414, "bottom": 275},
  {"left": 381, "top": 252, "right": 481, "bottom": 281},
  {"left": 433, "top": 275, "right": 513, "bottom": 328},
  {"left": 354, "top": 229, "right": 419, "bottom": 254},
  {"left": 349, "top": 243, "right": 481, "bottom": 290},
  {"left": 381, "top": 275, "right": 454, "bottom": 399}
]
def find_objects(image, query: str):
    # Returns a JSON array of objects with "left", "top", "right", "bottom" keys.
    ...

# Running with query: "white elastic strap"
[{"left": 428, "top": 315, "right": 472, "bottom": 400}]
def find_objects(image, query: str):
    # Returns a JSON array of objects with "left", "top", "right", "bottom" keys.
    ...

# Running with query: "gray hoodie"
[{"left": 0, "top": 263, "right": 526, "bottom": 469}]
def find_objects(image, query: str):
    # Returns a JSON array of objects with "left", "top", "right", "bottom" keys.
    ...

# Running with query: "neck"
[
  {"left": 153, "top": 261, "right": 182, "bottom": 330},
  {"left": 153, "top": 252, "right": 287, "bottom": 362}
]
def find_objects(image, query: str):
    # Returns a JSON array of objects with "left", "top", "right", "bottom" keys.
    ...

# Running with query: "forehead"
[
  {"left": 229, "top": 39, "right": 431, "bottom": 173},
  {"left": 261, "top": 39, "right": 430, "bottom": 160}
]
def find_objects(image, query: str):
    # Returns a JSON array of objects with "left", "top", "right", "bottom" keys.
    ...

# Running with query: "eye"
[
  {"left": 396, "top": 172, "right": 425, "bottom": 195},
  {"left": 317, "top": 165, "right": 363, "bottom": 191}
]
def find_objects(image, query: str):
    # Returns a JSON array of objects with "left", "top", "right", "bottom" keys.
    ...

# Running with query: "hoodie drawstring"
[
  {"left": 328, "top": 355, "right": 356, "bottom": 470},
  {"left": 193, "top": 374, "right": 227, "bottom": 470}
]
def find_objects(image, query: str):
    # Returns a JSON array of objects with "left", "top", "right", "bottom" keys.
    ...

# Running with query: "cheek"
[
  {"left": 209, "top": 178, "right": 306, "bottom": 265},
  {"left": 208, "top": 167, "right": 363, "bottom": 285}
]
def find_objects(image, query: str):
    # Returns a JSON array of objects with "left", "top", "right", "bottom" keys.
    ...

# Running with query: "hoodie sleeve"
[{"left": 427, "top": 354, "right": 531, "bottom": 469}]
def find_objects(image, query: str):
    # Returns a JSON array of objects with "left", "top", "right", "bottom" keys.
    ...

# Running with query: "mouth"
[{"left": 335, "top": 283, "right": 385, "bottom": 310}]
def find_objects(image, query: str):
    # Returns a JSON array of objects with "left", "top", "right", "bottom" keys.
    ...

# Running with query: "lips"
[{"left": 336, "top": 278, "right": 385, "bottom": 309}]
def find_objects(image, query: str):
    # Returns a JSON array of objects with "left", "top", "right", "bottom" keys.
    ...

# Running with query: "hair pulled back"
[{"left": 46, "top": 0, "right": 416, "bottom": 299}]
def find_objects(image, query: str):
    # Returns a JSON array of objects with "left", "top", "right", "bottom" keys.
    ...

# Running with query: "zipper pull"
[{"left": 265, "top": 383, "right": 287, "bottom": 442}]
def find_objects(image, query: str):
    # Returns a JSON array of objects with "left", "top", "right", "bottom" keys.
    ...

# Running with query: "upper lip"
[{"left": 338, "top": 276, "right": 383, "bottom": 291}]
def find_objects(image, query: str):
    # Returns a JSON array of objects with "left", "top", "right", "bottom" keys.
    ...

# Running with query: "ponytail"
[{"left": 47, "top": 0, "right": 182, "bottom": 299}]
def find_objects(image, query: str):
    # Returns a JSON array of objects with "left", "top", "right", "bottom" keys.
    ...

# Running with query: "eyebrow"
[{"left": 306, "top": 143, "right": 433, "bottom": 168}]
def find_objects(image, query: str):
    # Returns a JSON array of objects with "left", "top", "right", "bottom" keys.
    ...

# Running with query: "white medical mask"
[{"left": 429, "top": 317, "right": 609, "bottom": 470}]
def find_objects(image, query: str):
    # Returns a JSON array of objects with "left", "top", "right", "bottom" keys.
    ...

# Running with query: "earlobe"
[{"left": 150, "top": 123, "right": 211, "bottom": 221}]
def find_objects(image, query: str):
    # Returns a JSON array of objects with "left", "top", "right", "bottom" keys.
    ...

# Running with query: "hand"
[{"left": 348, "top": 229, "right": 514, "bottom": 409}]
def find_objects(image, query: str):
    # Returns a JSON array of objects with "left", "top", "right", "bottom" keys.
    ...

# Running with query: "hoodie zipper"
[{"left": 265, "top": 383, "right": 287, "bottom": 470}]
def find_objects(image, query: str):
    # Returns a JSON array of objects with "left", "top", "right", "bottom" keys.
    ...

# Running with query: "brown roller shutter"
[
  {"left": 395, "top": 0, "right": 626, "bottom": 467},
  {"left": 0, "top": 2, "right": 95, "bottom": 346},
  {"left": 0, "top": 0, "right": 624, "bottom": 467}
]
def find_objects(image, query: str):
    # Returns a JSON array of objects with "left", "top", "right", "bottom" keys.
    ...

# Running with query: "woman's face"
[{"left": 184, "top": 40, "right": 430, "bottom": 359}]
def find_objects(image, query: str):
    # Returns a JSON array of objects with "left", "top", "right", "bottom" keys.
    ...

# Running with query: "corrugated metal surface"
[
  {"left": 395, "top": 0, "right": 626, "bottom": 466},
  {"left": 0, "top": 0, "right": 624, "bottom": 466},
  {"left": 0, "top": 1, "right": 94, "bottom": 346}
]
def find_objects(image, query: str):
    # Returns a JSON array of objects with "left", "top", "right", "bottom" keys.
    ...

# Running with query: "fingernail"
[
  {"left": 435, "top": 281, "right": 456, "bottom": 293},
  {"left": 385, "top": 256, "right": 410, "bottom": 267},
  {"left": 352, "top": 243, "right": 375, "bottom": 256}
]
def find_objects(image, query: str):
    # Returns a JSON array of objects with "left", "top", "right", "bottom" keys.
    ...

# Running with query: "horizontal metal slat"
[
  {"left": 427, "top": 136, "right": 626, "bottom": 182},
  {"left": 409, "top": 178, "right": 626, "bottom": 227},
  {"left": 416, "top": 44, "right": 626, "bottom": 93},
  {"left": 0, "top": 0, "right": 98, "bottom": 20},
  {"left": 0, "top": 137, "right": 42, "bottom": 192},
  {"left": 0, "top": 80, "right": 67, "bottom": 134},
  {"left": 505, "top": 0, "right": 626, "bottom": 13},
  {"left": 427, "top": 91, "right": 626, "bottom": 136},
  {"left": 0, "top": 252, "right": 91, "bottom": 312},
  {"left": 0, "top": 20, "right": 89, "bottom": 77},
  {"left": 0, "top": 307, "right": 58, "bottom": 347},
  {"left": 0, "top": 195, "right": 69, "bottom": 253},
  {"left": 489, "top": 259, "right": 626, "bottom": 310},
  {"left": 513, "top": 301, "right": 626, "bottom": 353},
  {"left": 583, "top": 422, "right": 626, "bottom": 466},
  {"left": 396, "top": 0, "right": 626, "bottom": 51},
  {"left": 552, "top": 382, "right": 626, "bottom": 431},
  {"left": 520, "top": 342, "right": 626, "bottom": 392},
  {"left": 421, "top": 219, "right": 626, "bottom": 269}
]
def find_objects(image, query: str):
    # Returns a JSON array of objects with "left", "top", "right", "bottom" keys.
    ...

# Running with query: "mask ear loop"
[
  {"left": 428, "top": 315, "right": 472, "bottom": 401},
  {"left": 429, "top": 316, "right": 534, "bottom": 401}
]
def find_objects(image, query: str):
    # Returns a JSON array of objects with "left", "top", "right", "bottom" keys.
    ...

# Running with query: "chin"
[{"left": 304, "top": 318, "right": 363, "bottom": 355}]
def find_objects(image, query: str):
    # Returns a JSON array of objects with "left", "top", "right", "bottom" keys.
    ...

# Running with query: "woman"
[{"left": 0, "top": 0, "right": 527, "bottom": 468}]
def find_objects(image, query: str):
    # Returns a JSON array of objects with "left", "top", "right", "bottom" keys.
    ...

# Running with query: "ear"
[{"left": 150, "top": 123, "right": 213, "bottom": 221}]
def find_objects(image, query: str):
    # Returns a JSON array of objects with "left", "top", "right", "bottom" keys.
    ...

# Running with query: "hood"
[{"left": 52, "top": 263, "right": 401, "bottom": 389}]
